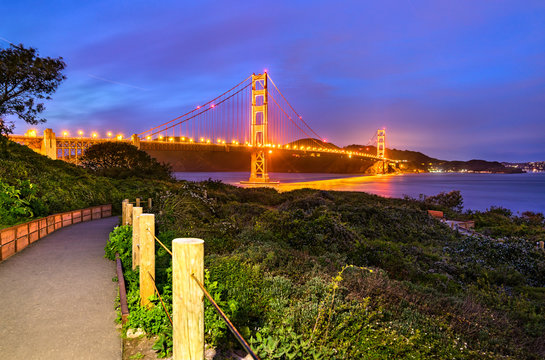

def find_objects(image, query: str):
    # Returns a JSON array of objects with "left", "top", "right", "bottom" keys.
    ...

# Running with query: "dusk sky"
[{"left": 2, "top": 0, "right": 544, "bottom": 162}]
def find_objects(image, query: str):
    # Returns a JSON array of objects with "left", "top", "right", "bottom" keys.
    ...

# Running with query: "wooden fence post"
[
  {"left": 148, "top": 198, "right": 152, "bottom": 210},
  {"left": 172, "top": 238, "right": 204, "bottom": 360},
  {"left": 539, "top": 241, "right": 544, "bottom": 251},
  {"left": 126, "top": 203, "right": 134, "bottom": 225},
  {"left": 132, "top": 207, "right": 143, "bottom": 270},
  {"left": 122, "top": 199, "right": 129, "bottom": 225},
  {"left": 139, "top": 214, "right": 155, "bottom": 307}
]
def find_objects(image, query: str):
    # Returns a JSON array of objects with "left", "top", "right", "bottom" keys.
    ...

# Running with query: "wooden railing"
[{"left": 0, "top": 204, "right": 112, "bottom": 262}]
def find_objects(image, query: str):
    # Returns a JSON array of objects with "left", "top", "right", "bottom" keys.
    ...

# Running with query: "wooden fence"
[{"left": 0, "top": 204, "right": 112, "bottom": 262}]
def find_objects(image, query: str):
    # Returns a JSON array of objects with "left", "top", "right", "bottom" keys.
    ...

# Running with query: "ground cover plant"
[
  {"left": 0, "top": 140, "right": 171, "bottom": 228},
  {"left": 108, "top": 180, "right": 545, "bottom": 359}
]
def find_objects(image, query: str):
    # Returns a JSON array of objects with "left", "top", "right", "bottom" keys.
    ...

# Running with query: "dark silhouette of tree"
[
  {"left": 422, "top": 190, "right": 464, "bottom": 212},
  {"left": 0, "top": 44, "right": 66, "bottom": 136},
  {"left": 80, "top": 142, "right": 172, "bottom": 180}
]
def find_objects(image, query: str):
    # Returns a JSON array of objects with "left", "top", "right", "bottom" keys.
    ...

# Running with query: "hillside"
[
  {"left": 344, "top": 143, "right": 523, "bottom": 173},
  {"left": 111, "top": 182, "right": 545, "bottom": 359},
  {"left": 0, "top": 140, "right": 169, "bottom": 227},
  {"left": 3, "top": 140, "right": 544, "bottom": 358}
]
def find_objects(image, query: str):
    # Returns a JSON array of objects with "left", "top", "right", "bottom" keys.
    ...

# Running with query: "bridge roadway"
[{"left": 0, "top": 217, "right": 121, "bottom": 360}]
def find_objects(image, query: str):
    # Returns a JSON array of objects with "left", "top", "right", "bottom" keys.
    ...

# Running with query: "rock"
[
  {"left": 126, "top": 328, "right": 145, "bottom": 338},
  {"left": 205, "top": 347, "right": 217, "bottom": 360}
]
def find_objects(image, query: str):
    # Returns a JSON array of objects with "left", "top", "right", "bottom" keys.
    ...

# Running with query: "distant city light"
[
  {"left": 107, "top": 132, "right": 112, "bottom": 138},
  {"left": 116, "top": 134, "right": 123, "bottom": 140}
]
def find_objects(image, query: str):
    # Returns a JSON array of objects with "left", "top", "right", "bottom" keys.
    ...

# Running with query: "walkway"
[{"left": 0, "top": 216, "right": 121, "bottom": 360}]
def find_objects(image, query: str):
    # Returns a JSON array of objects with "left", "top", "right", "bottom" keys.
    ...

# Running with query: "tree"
[
  {"left": 0, "top": 44, "right": 66, "bottom": 136},
  {"left": 80, "top": 142, "right": 172, "bottom": 180},
  {"left": 422, "top": 190, "right": 464, "bottom": 212}
]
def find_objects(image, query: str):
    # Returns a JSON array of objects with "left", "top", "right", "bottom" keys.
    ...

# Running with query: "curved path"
[{"left": 0, "top": 216, "right": 121, "bottom": 360}]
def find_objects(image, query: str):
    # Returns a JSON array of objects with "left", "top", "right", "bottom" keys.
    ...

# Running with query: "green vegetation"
[
  {"left": 3, "top": 141, "right": 544, "bottom": 358},
  {"left": 0, "top": 140, "right": 171, "bottom": 228},
  {"left": 108, "top": 181, "right": 545, "bottom": 359}
]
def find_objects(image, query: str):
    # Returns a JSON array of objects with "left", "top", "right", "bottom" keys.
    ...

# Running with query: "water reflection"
[{"left": 275, "top": 174, "right": 395, "bottom": 195}]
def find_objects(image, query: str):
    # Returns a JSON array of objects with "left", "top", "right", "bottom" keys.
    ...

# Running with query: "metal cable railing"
[
  {"left": 148, "top": 271, "right": 173, "bottom": 326},
  {"left": 143, "top": 227, "right": 260, "bottom": 360}
]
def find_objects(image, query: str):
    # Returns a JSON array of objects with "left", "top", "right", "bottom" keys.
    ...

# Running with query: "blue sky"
[{"left": 2, "top": 0, "right": 544, "bottom": 161}]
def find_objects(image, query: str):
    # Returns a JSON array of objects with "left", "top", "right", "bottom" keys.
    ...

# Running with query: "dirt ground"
[{"left": 123, "top": 336, "right": 164, "bottom": 360}]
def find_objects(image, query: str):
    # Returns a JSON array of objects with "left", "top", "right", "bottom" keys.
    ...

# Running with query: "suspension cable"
[{"left": 138, "top": 75, "right": 252, "bottom": 136}]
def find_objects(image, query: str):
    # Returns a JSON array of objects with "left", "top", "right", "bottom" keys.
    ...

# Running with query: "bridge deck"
[{"left": 0, "top": 217, "right": 121, "bottom": 360}]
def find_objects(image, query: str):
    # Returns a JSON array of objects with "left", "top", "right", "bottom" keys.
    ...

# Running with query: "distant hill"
[
  {"left": 342, "top": 143, "right": 523, "bottom": 173},
  {"left": 287, "top": 138, "right": 340, "bottom": 149}
]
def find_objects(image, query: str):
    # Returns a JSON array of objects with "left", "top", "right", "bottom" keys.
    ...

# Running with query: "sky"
[{"left": 2, "top": 0, "right": 544, "bottom": 162}]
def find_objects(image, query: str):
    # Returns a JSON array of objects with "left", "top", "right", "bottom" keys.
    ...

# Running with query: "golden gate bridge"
[{"left": 10, "top": 72, "right": 393, "bottom": 183}]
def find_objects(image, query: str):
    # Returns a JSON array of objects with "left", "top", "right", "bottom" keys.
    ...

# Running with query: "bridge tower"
[
  {"left": 377, "top": 129, "right": 386, "bottom": 159},
  {"left": 248, "top": 73, "right": 270, "bottom": 183}
]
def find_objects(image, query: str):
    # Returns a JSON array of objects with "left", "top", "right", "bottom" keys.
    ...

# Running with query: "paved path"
[{"left": 0, "top": 217, "right": 121, "bottom": 360}]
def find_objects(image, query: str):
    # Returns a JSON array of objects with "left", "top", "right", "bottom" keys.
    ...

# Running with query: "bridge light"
[
  {"left": 92, "top": 132, "right": 98, "bottom": 138},
  {"left": 107, "top": 132, "right": 112, "bottom": 138},
  {"left": 181, "top": 137, "right": 185, "bottom": 141},
  {"left": 196, "top": 106, "right": 201, "bottom": 109},
  {"left": 268, "top": 150, "right": 272, "bottom": 154},
  {"left": 349, "top": 154, "right": 352, "bottom": 158},
  {"left": 159, "top": 135, "right": 164, "bottom": 140},
  {"left": 116, "top": 134, "right": 123, "bottom": 140},
  {"left": 169, "top": 137, "right": 174, "bottom": 142},
  {"left": 272, "top": 144, "right": 276, "bottom": 148},
  {"left": 78, "top": 130, "right": 83, "bottom": 137},
  {"left": 200, "top": 137, "right": 204, "bottom": 142},
  {"left": 299, "top": 116, "right": 302, "bottom": 119},
  {"left": 62, "top": 131, "right": 68, "bottom": 137},
  {"left": 26, "top": 129, "right": 37, "bottom": 137},
  {"left": 206, "top": 139, "right": 211, "bottom": 144},
  {"left": 210, "top": 104, "right": 215, "bottom": 108},
  {"left": 189, "top": 138, "right": 194, "bottom": 142},
  {"left": 222, "top": 140, "right": 226, "bottom": 144},
  {"left": 146, "top": 136, "right": 151, "bottom": 140}
]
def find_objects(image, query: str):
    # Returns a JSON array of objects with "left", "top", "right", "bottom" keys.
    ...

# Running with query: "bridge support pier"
[
  {"left": 131, "top": 134, "right": 141, "bottom": 149},
  {"left": 244, "top": 73, "right": 277, "bottom": 184},
  {"left": 41, "top": 128, "right": 57, "bottom": 160}
]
